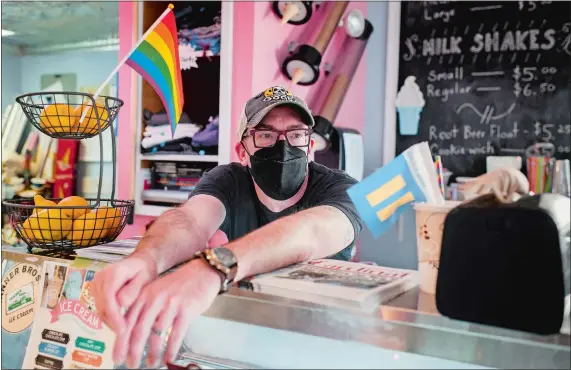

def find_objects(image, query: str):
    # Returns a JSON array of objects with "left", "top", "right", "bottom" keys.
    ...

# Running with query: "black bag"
[{"left": 436, "top": 193, "right": 570, "bottom": 335}]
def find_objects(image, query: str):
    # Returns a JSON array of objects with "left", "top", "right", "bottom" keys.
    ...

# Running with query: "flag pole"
[{"left": 78, "top": 4, "right": 175, "bottom": 123}]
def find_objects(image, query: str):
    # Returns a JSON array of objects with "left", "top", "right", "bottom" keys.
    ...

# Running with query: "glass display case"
[
  {"left": 2, "top": 248, "right": 569, "bottom": 369},
  {"left": 177, "top": 288, "right": 569, "bottom": 369}
]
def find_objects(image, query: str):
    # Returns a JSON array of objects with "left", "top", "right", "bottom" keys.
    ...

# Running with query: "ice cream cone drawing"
[{"left": 395, "top": 76, "right": 425, "bottom": 136}]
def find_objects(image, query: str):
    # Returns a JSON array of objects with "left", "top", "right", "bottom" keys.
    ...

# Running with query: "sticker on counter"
[
  {"left": 22, "top": 261, "right": 116, "bottom": 369},
  {"left": 35, "top": 354, "right": 63, "bottom": 369},
  {"left": 6, "top": 282, "right": 34, "bottom": 314},
  {"left": 72, "top": 349, "right": 102, "bottom": 367},
  {"left": 49, "top": 299, "right": 102, "bottom": 329},
  {"left": 1, "top": 262, "right": 42, "bottom": 333},
  {"left": 75, "top": 337, "right": 105, "bottom": 353},
  {"left": 38, "top": 342, "right": 67, "bottom": 358},
  {"left": 79, "top": 271, "right": 96, "bottom": 312},
  {"left": 1, "top": 254, "right": 72, "bottom": 370},
  {"left": 41, "top": 329, "right": 70, "bottom": 345}
]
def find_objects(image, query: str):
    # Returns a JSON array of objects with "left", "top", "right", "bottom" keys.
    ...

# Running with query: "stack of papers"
[{"left": 74, "top": 237, "right": 141, "bottom": 262}]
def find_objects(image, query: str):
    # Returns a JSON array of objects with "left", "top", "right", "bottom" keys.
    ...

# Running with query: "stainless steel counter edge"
[
  {"left": 2, "top": 247, "right": 568, "bottom": 368},
  {"left": 203, "top": 288, "right": 570, "bottom": 369}
]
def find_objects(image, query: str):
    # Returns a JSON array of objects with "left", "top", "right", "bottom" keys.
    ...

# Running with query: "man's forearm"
[
  {"left": 227, "top": 205, "right": 354, "bottom": 281},
  {"left": 133, "top": 208, "right": 207, "bottom": 274},
  {"left": 133, "top": 195, "right": 226, "bottom": 274}
]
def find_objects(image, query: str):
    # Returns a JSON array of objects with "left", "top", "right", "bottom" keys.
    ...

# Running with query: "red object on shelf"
[{"left": 52, "top": 140, "right": 79, "bottom": 198}]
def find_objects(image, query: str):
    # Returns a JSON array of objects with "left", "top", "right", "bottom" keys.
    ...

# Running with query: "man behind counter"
[{"left": 91, "top": 86, "right": 364, "bottom": 368}]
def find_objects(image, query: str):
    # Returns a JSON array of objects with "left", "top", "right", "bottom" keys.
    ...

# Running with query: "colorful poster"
[
  {"left": 1, "top": 252, "right": 66, "bottom": 369},
  {"left": 22, "top": 261, "right": 115, "bottom": 369}
]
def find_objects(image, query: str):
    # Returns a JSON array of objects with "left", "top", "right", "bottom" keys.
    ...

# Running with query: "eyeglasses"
[{"left": 247, "top": 128, "right": 311, "bottom": 148}]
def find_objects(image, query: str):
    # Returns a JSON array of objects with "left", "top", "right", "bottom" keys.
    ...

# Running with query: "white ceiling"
[{"left": 1, "top": 1, "right": 118, "bottom": 51}]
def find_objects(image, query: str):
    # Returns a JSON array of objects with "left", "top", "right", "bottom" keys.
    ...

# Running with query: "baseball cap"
[{"left": 236, "top": 85, "right": 315, "bottom": 141}]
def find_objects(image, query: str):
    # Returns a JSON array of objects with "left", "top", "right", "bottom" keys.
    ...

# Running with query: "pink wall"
[
  {"left": 230, "top": 2, "right": 256, "bottom": 162},
  {"left": 118, "top": 2, "right": 369, "bottom": 237},
  {"left": 230, "top": 1, "right": 368, "bottom": 161},
  {"left": 117, "top": 1, "right": 138, "bottom": 200},
  {"left": 118, "top": 1, "right": 369, "bottom": 186}
]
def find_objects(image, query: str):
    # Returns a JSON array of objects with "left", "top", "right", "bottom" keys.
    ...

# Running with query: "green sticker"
[
  {"left": 7, "top": 288, "right": 33, "bottom": 312},
  {"left": 75, "top": 337, "right": 106, "bottom": 354}
]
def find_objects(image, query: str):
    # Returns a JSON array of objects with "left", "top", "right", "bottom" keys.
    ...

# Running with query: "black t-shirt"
[{"left": 190, "top": 162, "right": 363, "bottom": 261}]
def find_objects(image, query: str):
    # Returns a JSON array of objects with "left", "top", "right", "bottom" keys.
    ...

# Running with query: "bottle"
[
  {"left": 47, "top": 267, "right": 65, "bottom": 309},
  {"left": 40, "top": 272, "right": 49, "bottom": 308}
]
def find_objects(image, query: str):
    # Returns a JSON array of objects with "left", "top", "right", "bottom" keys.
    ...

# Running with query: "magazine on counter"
[
  {"left": 239, "top": 259, "right": 418, "bottom": 311},
  {"left": 74, "top": 236, "right": 142, "bottom": 262}
]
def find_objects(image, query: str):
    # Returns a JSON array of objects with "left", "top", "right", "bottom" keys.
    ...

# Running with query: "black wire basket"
[
  {"left": 4, "top": 91, "right": 134, "bottom": 257},
  {"left": 16, "top": 91, "right": 123, "bottom": 139},
  {"left": 3, "top": 198, "right": 133, "bottom": 254}
]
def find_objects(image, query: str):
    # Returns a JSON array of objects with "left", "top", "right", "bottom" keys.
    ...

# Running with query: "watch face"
[{"left": 212, "top": 247, "right": 237, "bottom": 266}]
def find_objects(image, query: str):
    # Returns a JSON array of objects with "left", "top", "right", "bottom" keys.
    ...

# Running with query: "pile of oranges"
[
  {"left": 38, "top": 103, "right": 109, "bottom": 135},
  {"left": 20, "top": 195, "right": 122, "bottom": 247}
]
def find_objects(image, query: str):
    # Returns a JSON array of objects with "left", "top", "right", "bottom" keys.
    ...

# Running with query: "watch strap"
[{"left": 194, "top": 248, "right": 238, "bottom": 293}]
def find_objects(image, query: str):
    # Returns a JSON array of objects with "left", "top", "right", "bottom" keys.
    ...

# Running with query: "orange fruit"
[
  {"left": 96, "top": 207, "right": 122, "bottom": 237},
  {"left": 33, "top": 194, "right": 57, "bottom": 214},
  {"left": 39, "top": 104, "right": 77, "bottom": 134},
  {"left": 21, "top": 209, "right": 73, "bottom": 242},
  {"left": 57, "top": 196, "right": 89, "bottom": 220},
  {"left": 74, "top": 104, "right": 109, "bottom": 135},
  {"left": 68, "top": 211, "right": 106, "bottom": 247},
  {"left": 20, "top": 216, "right": 39, "bottom": 242}
]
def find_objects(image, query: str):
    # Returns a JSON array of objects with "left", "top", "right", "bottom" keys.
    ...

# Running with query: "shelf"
[
  {"left": 134, "top": 2, "right": 232, "bottom": 219},
  {"left": 140, "top": 154, "right": 219, "bottom": 162},
  {"left": 136, "top": 204, "right": 171, "bottom": 217},
  {"left": 142, "top": 189, "right": 190, "bottom": 204}
]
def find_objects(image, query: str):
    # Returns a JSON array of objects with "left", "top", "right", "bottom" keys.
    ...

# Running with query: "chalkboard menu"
[{"left": 396, "top": 1, "right": 571, "bottom": 177}]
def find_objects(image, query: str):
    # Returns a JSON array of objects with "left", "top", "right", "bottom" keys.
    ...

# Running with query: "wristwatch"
[{"left": 194, "top": 247, "right": 238, "bottom": 293}]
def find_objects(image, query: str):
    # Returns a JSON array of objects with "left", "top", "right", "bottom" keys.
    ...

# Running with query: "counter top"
[
  {"left": 1, "top": 246, "right": 568, "bottom": 368},
  {"left": 204, "top": 287, "right": 570, "bottom": 369}
]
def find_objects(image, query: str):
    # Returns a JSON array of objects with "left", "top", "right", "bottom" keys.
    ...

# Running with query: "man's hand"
[
  {"left": 91, "top": 253, "right": 157, "bottom": 336},
  {"left": 115, "top": 259, "right": 221, "bottom": 368},
  {"left": 459, "top": 167, "right": 529, "bottom": 202}
]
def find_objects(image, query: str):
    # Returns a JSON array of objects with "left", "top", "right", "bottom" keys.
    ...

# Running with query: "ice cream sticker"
[
  {"left": 75, "top": 337, "right": 105, "bottom": 353},
  {"left": 22, "top": 261, "right": 116, "bottom": 369},
  {"left": 1, "top": 262, "right": 42, "bottom": 333},
  {"left": 41, "top": 329, "right": 70, "bottom": 345},
  {"left": 35, "top": 354, "right": 63, "bottom": 369},
  {"left": 38, "top": 341, "right": 67, "bottom": 358},
  {"left": 49, "top": 299, "right": 102, "bottom": 330},
  {"left": 396, "top": 76, "right": 425, "bottom": 136}
]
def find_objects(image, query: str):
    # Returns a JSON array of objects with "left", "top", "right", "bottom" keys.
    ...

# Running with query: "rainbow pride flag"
[{"left": 126, "top": 4, "right": 184, "bottom": 135}]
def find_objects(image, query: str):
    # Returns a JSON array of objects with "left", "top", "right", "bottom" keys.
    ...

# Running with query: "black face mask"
[{"left": 247, "top": 140, "right": 308, "bottom": 200}]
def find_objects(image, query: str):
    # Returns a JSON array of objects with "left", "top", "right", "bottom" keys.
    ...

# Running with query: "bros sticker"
[{"left": 1, "top": 262, "right": 42, "bottom": 333}]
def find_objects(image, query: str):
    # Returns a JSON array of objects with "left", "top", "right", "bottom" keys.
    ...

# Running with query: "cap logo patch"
[{"left": 262, "top": 86, "right": 294, "bottom": 102}]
